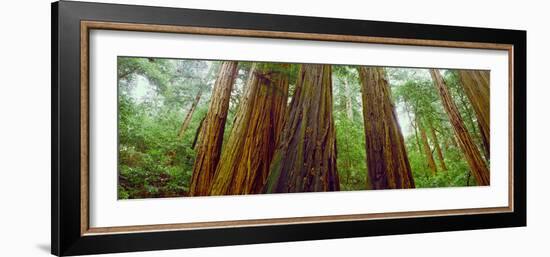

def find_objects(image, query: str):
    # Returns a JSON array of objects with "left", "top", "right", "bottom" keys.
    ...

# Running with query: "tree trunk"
[
  {"left": 191, "top": 115, "right": 206, "bottom": 149},
  {"left": 404, "top": 102, "right": 423, "bottom": 155},
  {"left": 177, "top": 88, "right": 203, "bottom": 139},
  {"left": 450, "top": 133, "right": 459, "bottom": 148},
  {"left": 189, "top": 61, "right": 238, "bottom": 196},
  {"left": 456, "top": 76, "right": 489, "bottom": 162},
  {"left": 429, "top": 122, "right": 448, "bottom": 171},
  {"left": 430, "top": 69, "right": 490, "bottom": 186},
  {"left": 443, "top": 136, "right": 450, "bottom": 152},
  {"left": 344, "top": 79, "right": 354, "bottom": 121},
  {"left": 458, "top": 70, "right": 490, "bottom": 159},
  {"left": 358, "top": 67, "right": 415, "bottom": 189},
  {"left": 209, "top": 64, "right": 290, "bottom": 195},
  {"left": 477, "top": 117, "right": 490, "bottom": 161},
  {"left": 476, "top": 70, "right": 490, "bottom": 86},
  {"left": 418, "top": 118, "right": 437, "bottom": 175},
  {"left": 263, "top": 64, "right": 340, "bottom": 193}
]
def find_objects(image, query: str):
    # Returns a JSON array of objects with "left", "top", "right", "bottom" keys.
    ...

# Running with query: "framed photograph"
[{"left": 52, "top": 1, "right": 526, "bottom": 256}]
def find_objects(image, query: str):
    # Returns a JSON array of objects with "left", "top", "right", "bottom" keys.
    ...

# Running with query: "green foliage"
[
  {"left": 389, "top": 68, "right": 477, "bottom": 188},
  {"left": 118, "top": 57, "right": 175, "bottom": 96},
  {"left": 335, "top": 114, "right": 368, "bottom": 190},
  {"left": 407, "top": 141, "right": 473, "bottom": 188},
  {"left": 118, "top": 57, "right": 215, "bottom": 199},
  {"left": 332, "top": 66, "right": 368, "bottom": 190},
  {"left": 118, "top": 96, "right": 196, "bottom": 198}
]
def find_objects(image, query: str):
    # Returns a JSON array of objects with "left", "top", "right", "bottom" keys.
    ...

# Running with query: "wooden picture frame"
[{"left": 52, "top": 1, "right": 526, "bottom": 256}]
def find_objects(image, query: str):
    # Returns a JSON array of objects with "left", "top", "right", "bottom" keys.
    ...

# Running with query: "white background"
[
  {"left": 89, "top": 30, "right": 509, "bottom": 227},
  {"left": 0, "top": 0, "right": 546, "bottom": 256}
]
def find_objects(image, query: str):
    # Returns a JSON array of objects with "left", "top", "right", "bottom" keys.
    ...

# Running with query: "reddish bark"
[
  {"left": 418, "top": 119, "right": 437, "bottom": 175},
  {"left": 430, "top": 69, "right": 489, "bottom": 186},
  {"left": 458, "top": 70, "right": 490, "bottom": 160},
  {"left": 358, "top": 67, "right": 415, "bottom": 189},
  {"left": 177, "top": 88, "right": 203, "bottom": 139},
  {"left": 429, "top": 122, "right": 448, "bottom": 171},
  {"left": 264, "top": 64, "right": 340, "bottom": 193},
  {"left": 209, "top": 64, "right": 290, "bottom": 195},
  {"left": 189, "top": 61, "right": 238, "bottom": 196}
]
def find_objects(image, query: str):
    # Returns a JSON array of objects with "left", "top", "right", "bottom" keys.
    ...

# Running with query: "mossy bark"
[
  {"left": 358, "top": 67, "right": 415, "bottom": 189},
  {"left": 264, "top": 64, "right": 340, "bottom": 193}
]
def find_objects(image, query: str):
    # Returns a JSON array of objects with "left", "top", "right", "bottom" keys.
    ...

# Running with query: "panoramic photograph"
[{"left": 117, "top": 57, "right": 490, "bottom": 199}]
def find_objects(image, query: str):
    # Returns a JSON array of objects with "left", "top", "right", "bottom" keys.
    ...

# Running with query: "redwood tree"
[
  {"left": 343, "top": 78, "right": 354, "bottom": 121},
  {"left": 430, "top": 69, "right": 490, "bottom": 186},
  {"left": 177, "top": 88, "right": 203, "bottom": 139},
  {"left": 418, "top": 118, "right": 437, "bottom": 174},
  {"left": 403, "top": 101, "right": 423, "bottom": 156},
  {"left": 264, "top": 64, "right": 340, "bottom": 193},
  {"left": 429, "top": 121, "right": 448, "bottom": 171},
  {"left": 189, "top": 61, "right": 238, "bottom": 196},
  {"left": 209, "top": 63, "right": 290, "bottom": 195},
  {"left": 458, "top": 70, "right": 490, "bottom": 159},
  {"left": 358, "top": 67, "right": 415, "bottom": 189}
]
